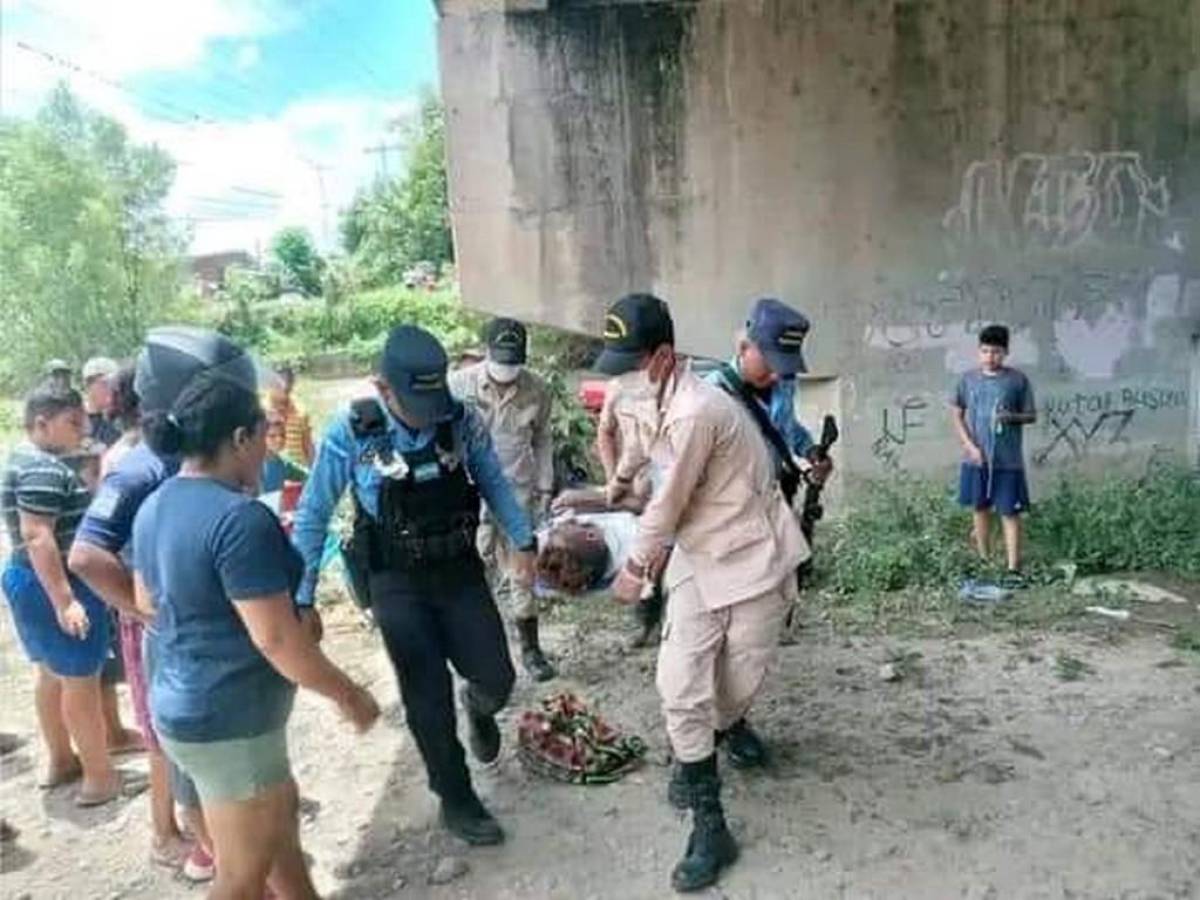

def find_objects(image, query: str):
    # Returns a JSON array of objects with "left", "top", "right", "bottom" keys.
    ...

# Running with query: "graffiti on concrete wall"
[
  {"left": 942, "top": 152, "right": 1171, "bottom": 250},
  {"left": 871, "top": 396, "right": 928, "bottom": 470},
  {"left": 1031, "top": 385, "right": 1189, "bottom": 465},
  {"left": 864, "top": 269, "right": 1188, "bottom": 378}
]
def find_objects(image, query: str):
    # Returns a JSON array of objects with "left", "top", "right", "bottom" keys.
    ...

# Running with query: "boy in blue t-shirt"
[{"left": 950, "top": 324, "right": 1037, "bottom": 579}]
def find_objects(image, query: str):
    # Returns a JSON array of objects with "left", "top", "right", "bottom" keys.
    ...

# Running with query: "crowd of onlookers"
[{"left": 1, "top": 344, "right": 332, "bottom": 893}]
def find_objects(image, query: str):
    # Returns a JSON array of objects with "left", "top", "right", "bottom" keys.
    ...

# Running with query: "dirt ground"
[{"left": 3, "top": 588, "right": 1200, "bottom": 900}]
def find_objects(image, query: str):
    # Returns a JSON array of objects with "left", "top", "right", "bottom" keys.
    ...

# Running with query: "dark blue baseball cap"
[
  {"left": 484, "top": 317, "right": 528, "bottom": 365},
  {"left": 594, "top": 293, "right": 675, "bottom": 375},
  {"left": 746, "top": 297, "right": 810, "bottom": 376},
  {"left": 380, "top": 325, "right": 453, "bottom": 424}
]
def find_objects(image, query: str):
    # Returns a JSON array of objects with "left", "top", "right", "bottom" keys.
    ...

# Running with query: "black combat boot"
[
  {"left": 667, "top": 761, "right": 697, "bottom": 810},
  {"left": 440, "top": 786, "right": 505, "bottom": 846},
  {"left": 459, "top": 685, "right": 501, "bottom": 766},
  {"left": 717, "top": 718, "right": 767, "bottom": 769},
  {"left": 671, "top": 755, "right": 739, "bottom": 893},
  {"left": 516, "top": 617, "right": 557, "bottom": 682}
]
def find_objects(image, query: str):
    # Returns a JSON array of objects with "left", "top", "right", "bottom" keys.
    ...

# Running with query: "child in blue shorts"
[
  {"left": 950, "top": 324, "right": 1038, "bottom": 581},
  {"left": 1, "top": 384, "right": 120, "bottom": 805}
]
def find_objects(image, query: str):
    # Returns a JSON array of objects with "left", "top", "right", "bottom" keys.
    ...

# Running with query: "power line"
[
  {"left": 319, "top": 3, "right": 393, "bottom": 95},
  {"left": 14, "top": 0, "right": 280, "bottom": 123},
  {"left": 13, "top": 40, "right": 212, "bottom": 125}
]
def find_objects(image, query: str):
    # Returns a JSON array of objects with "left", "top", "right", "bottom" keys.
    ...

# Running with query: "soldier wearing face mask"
[
  {"left": 448, "top": 318, "right": 556, "bottom": 682},
  {"left": 597, "top": 293, "right": 807, "bottom": 894}
]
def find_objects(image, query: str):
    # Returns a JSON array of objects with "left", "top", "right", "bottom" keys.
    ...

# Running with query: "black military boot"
[
  {"left": 667, "top": 763, "right": 686, "bottom": 810},
  {"left": 459, "top": 686, "right": 501, "bottom": 766},
  {"left": 717, "top": 718, "right": 767, "bottom": 769},
  {"left": 440, "top": 786, "right": 505, "bottom": 846},
  {"left": 516, "top": 617, "right": 557, "bottom": 682},
  {"left": 671, "top": 755, "right": 739, "bottom": 893}
]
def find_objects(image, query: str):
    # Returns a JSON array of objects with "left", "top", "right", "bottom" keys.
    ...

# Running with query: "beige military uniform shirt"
[
  {"left": 629, "top": 362, "right": 809, "bottom": 610},
  {"left": 448, "top": 362, "right": 554, "bottom": 502}
]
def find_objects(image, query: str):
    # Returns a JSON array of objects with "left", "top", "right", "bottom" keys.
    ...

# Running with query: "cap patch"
[
  {"left": 493, "top": 330, "right": 522, "bottom": 348},
  {"left": 777, "top": 327, "right": 807, "bottom": 348},
  {"left": 604, "top": 314, "right": 629, "bottom": 340},
  {"left": 410, "top": 372, "right": 446, "bottom": 391}
]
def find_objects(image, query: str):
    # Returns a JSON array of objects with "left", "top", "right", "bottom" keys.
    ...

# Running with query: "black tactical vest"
[{"left": 349, "top": 399, "right": 481, "bottom": 571}]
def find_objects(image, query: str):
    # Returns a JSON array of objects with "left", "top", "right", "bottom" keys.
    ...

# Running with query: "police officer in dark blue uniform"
[{"left": 293, "top": 326, "right": 537, "bottom": 846}]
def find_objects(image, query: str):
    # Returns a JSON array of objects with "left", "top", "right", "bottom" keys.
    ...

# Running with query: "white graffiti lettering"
[{"left": 943, "top": 152, "right": 1171, "bottom": 250}]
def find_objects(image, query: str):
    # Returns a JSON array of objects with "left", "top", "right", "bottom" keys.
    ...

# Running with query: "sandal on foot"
[
  {"left": 108, "top": 729, "right": 146, "bottom": 756},
  {"left": 76, "top": 771, "right": 148, "bottom": 807}
]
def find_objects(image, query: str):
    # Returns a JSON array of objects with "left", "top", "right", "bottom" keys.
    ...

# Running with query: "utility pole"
[
  {"left": 301, "top": 157, "right": 331, "bottom": 249},
  {"left": 363, "top": 143, "right": 403, "bottom": 182}
]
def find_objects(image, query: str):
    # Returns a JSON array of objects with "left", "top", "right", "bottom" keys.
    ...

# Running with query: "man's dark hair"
[
  {"left": 143, "top": 372, "right": 264, "bottom": 459},
  {"left": 979, "top": 324, "right": 1010, "bottom": 350},
  {"left": 110, "top": 364, "right": 140, "bottom": 432},
  {"left": 537, "top": 531, "right": 611, "bottom": 594},
  {"left": 24, "top": 384, "right": 83, "bottom": 430}
]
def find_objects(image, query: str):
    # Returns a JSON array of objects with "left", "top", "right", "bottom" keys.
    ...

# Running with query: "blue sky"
[{"left": 0, "top": 0, "right": 439, "bottom": 253}]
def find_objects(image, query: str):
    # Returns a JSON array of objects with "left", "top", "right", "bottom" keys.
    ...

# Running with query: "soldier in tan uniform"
[
  {"left": 449, "top": 318, "right": 557, "bottom": 681},
  {"left": 596, "top": 294, "right": 808, "bottom": 894}
]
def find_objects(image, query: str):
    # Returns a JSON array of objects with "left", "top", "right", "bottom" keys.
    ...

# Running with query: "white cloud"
[
  {"left": 0, "top": 1, "right": 420, "bottom": 256},
  {"left": 235, "top": 43, "right": 260, "bottom": 72},
  {"left": 1, "top": 0, "right": 290, "bottom": 77},
  {"left": 154, "top": 94, "right": 417, "bottom": 256}
]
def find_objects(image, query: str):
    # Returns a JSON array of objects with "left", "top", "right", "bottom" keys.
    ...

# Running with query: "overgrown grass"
[{"left": 806, "top": 464, "right": 1200, "bottom": 632}]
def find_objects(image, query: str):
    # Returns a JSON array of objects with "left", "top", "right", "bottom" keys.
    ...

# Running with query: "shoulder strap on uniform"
[
  {"left": 349, "top": 398, "right": 387, "bottom": 439},
  {"left": 714, "top": 363, "right": 802, "bottom": 489}
]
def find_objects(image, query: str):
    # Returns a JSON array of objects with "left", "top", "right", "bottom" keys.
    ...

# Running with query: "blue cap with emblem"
[
  {"left": 594, "top": 293, "right": 675, "bottom": 376},
  {"left": 381, "top": 325, "right": 453, "bottom": 424},
  {"left": 746, "top": 297, "right": 810, "bottom": 376}
]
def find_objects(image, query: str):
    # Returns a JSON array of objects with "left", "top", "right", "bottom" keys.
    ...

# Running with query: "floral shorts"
[{"left": 119, "top": 617, "right": 158, "bottom": 753}]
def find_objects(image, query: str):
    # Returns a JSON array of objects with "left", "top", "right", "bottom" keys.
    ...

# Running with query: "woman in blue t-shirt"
[{"left": 133, "top": 372, "right": 379, "bottom": 900}]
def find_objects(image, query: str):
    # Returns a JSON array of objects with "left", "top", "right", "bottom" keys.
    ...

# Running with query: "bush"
[
  {"left": 201, "top": 287, "right": 482, "bottom": 369},
  {"left": 819, "top": 463, "right": 1200, "bottom": 594},
  {"left": 1028, "top": 462, "right": 1200, "bottom": 576}
]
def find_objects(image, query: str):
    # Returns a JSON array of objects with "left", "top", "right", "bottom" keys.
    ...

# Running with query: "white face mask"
[{"left": 486, "top": 360, "right": 522, "bottom": 384}]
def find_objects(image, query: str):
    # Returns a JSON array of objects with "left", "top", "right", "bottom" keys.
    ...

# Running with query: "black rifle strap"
[{"left": 715, "top": 363, "right": 802, "bottom": 490}]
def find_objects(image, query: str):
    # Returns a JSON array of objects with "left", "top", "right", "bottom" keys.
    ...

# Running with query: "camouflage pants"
[{"left": 477, "top": 512, "right": 538, "bottom": 621}]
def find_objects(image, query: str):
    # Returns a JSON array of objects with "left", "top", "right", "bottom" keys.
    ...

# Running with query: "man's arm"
[
  {"left": 776, "top": 380, "right": 815, "bottom": 457},
  {"left": 627, "top": 414, "right": 716, "bottom": 572},
  {"left": 462, "top": 409, "right": 534, "bottom": 549},
  {"left": 20, "top": 512, "right": 88, "bottom": 637},
  {"left": 950, "top": 405, "right": 984, "bottom": 464},
  {"left": 552, "top": 486, "right": 648, "bottom": 515},
  {"left": 69, "top": 472, "right": 149, "bottom": 620},
  {"left": 596, "top": 386, "right": 622, "bottom": 482},
  {"left": 68, "top": 543, "right": 141, "bottom": 621},
  {"left": 291, "top": 416, "right": 355, "bottom": 606}
]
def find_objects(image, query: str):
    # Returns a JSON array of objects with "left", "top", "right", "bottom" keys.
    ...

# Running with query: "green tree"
[
  {"left": 270, "top": 226, "right": 324, "bottom": 296},
  {"left": 0, "top": 83, "right": 182, "bottom": 387},
  {"left": 342, "top": 91, "right": 453, "bottom": 287}
]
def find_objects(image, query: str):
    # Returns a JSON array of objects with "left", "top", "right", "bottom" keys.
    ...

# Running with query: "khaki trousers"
[
  {"left": 477, "top": 508, "right": 538, "bottom": 621},
  {"left": 655, "top": 574, "right": 792, "bottom": 763}
]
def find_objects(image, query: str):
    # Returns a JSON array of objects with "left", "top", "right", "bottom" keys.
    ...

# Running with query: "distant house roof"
[{"left": 189, "top": 250, "right": 255, "bottom": 296}]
